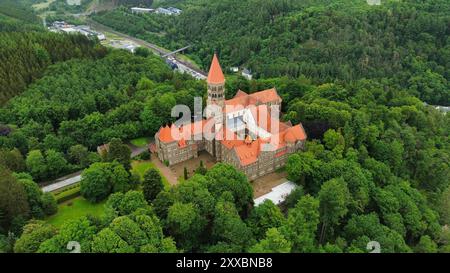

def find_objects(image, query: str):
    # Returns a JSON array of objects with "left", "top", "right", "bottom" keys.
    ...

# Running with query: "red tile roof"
[
  {"left": 234, "top": 139, "right": 261, "bottom": 166},
  {"left": 249, "top": 88, "right": 281, "bottom": 104},
  {"left": 207, "top": 53, "right": 225, "bottom": 84},
  {"left": 288, "top": 124, "right": 307, "bottom": 141},
  {"left": 234, "top": 90, "right": 248, "bottom": 97},
  {"left": 156, "top": 81, "right": 307, "bottom": 167},
  {"left": 158, "top": 125, "right": 175, "bottom": 143},
  {"left": 284, "top": 131, "right": 296, "bottom": 143},
  {"left": 225, "top": 88, "right": 281, "bottom": 108}
]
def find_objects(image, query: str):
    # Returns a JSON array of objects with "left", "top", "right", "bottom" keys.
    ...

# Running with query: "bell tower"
[{"left": 206, "top": 53, "right": 225, "bottom": 119}]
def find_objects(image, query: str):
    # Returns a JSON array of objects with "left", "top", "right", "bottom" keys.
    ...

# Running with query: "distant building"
[
  {"left": 242, "top": 68, "right": 253, "bottom": 80},
  {"left": 367, "top": 0, "right": 381, "bottom": 5},
  {"left": 155, "top": 7, "right": 182, "bottom": 16},
  {"left": 49, "top": 21, "right": 106, "bottom": 41},
  {"left": 155, "top": 7, "right": 172, "bottom": 15},
  {"left": 131, "top": 7, "right": 155, "bottom": 14},
  {"left": 167, "top": 7, "right": 182, "bottom": 15},
  {"left": 230, "top": 67, "right": 239, "bottom": 73},
  {"left": 155, "top": 54, "right": 307, "bottom": 180},
  {"left": 109, "top": 40, "right": 138, "bottom": 53},
  {"left": 52, "top": 21, "right": 67, "bottom": 28}
]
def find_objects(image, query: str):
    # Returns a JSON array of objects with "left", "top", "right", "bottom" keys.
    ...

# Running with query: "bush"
[
  {"left": 53, "top": 185, "right": 81, "bottom": 204},
  {"left": 139, "top": 151, "right": 151, "bottom": 160},
  {"left": 41, "top": 193, "right": 57, "bottom": 216},
  {"left": 80, "top": 162, "right": 131, "bottom": 203}
]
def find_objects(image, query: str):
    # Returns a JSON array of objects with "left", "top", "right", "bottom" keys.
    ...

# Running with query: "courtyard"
[
  {"left": 168, "top": 151, "right": 217, "bottom": 182},
  {"left": 150, "top": 149, "right": 288, "bottom": 197},
  {"left": 251, "top": 170, "right": 288, "bottom": 198}
]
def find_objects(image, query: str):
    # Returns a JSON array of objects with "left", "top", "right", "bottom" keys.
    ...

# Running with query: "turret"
[{"left": 206, "top": 53, "right": 225, "bottom": 118}]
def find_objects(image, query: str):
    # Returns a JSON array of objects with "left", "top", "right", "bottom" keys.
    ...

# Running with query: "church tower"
[{"left": 206, "top": 53, "right": 225, "bottom": 119}]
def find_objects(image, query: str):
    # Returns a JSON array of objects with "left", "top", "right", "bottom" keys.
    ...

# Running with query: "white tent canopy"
[{"left": 254, "top": 181, "right": 297, "bottom": 206}]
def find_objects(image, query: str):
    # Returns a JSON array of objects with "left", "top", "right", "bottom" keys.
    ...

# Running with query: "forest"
[
  {"left": 92, "top": 0, "right": 450, "bottom": 105},
  {"left": 0, "top": 0, "right": 449, "bottom": 254},
  {"left": 0, "top": 0, "right": 107, "bottom": 105}
]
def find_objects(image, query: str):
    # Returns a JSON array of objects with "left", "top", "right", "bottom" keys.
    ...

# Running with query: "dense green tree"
[
  {"left": 0, "top": 148, "right": 25, "bottom": 172},
  {"left": 247, "top": 200, "right": 286, "bottom": 240},
  {"left": 153, "top": 190, "right": 176, "bottom": 220},
  {"left": 93, "top": 0, "right": 449, "bottom": 105},
  {"left": 173, "top": 175, "right": 215, "bottom": 218},
  {"left": 318, "top": 178, "right": 351, "bottom": 243},
  {"left": 439, "top": 187, "right": 450, "bottom": 225},
  {"left": 281, "top": 195, "right": 320, "bottom": 253},
  {"left": 183, "top": 167, "right": 188, "bottom": 180},
  {"left": 195, "top": 160, "right": 207, "bottom": 175},
  {"left": 283, "top": 186, "right": 304, "bottom": 209},
  {"left": 344, "top": 213, "right": 411, "bottom": 253},
  {"left": 249, "top": 228, "right": 291, "bottom": 253},
  {"left": 91, "top": 228, "right": 135, "bottom": 253},
  {"left": 211, "top": 198, "right": 254, "bottom": 252},
  {"left": 106, "top": 191, "right": 149, "bottom": 217},
  {"left": 415, "top": 235, "right": 438, "bottom": 253},
  {"left": 286, "top": 152, "right": 320, "bottom": 187},
  {"left": 25, "top": 150, "right": 47, "bottom": 180},
  {"left": 109, "top": 216, "right": 148, "bottom": 251},
  {"left": 166, "top": 202, "right": 206, "bottom": 251},
  {"left": 0, "top": 25, "right": 105, "bottom": 105},
  {"left": 142, "top": 168, "right": 164, "bottom": 203},
  {"left": 80, "top": 162, "right": 131, "bottom": 203},
  {"left": 107, "top": 138, "right": 132, "bottom": 170},
  {"left": 205, "top": 163, "right": 253, "bottom": 215},
  {"left": 41, "top": 193, "right": 57, "bottom": 216},
  {"left": 68, "top": 144, "right": 92, "bottom": 168},
  {"left": 13, "top": 220, "right": 56, "bottom": 253},
  {"left": 45, "top": 149, "right": 68, "bottom": 178},
  {"left": 17, "top": 178, "right": 45, "bottom": 218},
  {"left": 38, "top": 217, "right": 97, "bottom": 253},
  {"left": 0, "top": 166, "right": 30, "bottom": 231},
  {"left": 323, "top": 129, "right": 345, "bottom": 157}
]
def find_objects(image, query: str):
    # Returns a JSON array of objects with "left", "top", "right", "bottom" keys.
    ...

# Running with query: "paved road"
[
  {"left": 41, "top": 144, "right": 149, "bottom": 193},
  {"left": 41, "top": 19, "right": 205, "bottom": 193},
  {"left": 85, "top": 19, "right": 207, "bottom": 79},
  {"left": 41, "top": 172, "right": 82, "bottom": 193}
]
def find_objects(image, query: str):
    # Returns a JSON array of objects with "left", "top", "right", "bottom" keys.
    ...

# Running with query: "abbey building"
[{"left": 155, "top": 54, "right": 307, "bottom": 180}]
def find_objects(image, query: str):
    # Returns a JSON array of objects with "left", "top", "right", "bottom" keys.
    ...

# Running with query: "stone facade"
[{"left": 154, "top": 54, "right": 307, "bottom": 180}]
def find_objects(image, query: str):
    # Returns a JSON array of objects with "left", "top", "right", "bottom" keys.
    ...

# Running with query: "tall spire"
[{"left": 207, "top": 53, "right": 225, "bottom": 84}]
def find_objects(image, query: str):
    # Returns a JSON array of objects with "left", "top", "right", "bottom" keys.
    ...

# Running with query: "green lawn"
[
  {"left": 130, "top": 137, "right": 151, "bottom": 147},
  {"left": 46, "top": 161, "right": 168, "bottom": 227},
  {"left": 131, "top": 160, "right": 170, "bottom": 189},
  {"left": 46, "top": 197, "right": 106, "bottom": 228}
]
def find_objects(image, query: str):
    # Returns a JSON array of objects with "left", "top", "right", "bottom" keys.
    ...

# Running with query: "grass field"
[
  {"left": 131, "top": 160, "right": 170, "bottom": 189},
  {"left": 46, "top": 197, "right": 106, "bottom": 227},
  {"left": 130, "top": 137, "right": 151, "bottom": 147},
  {"left": 46, "top": 160, "right": 169, "bottom": 227},
  {"left": 32, "top": 0, "right": 56, "bottom": 11}
]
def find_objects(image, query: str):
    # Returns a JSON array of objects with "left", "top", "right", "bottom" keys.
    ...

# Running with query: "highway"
[
  {"left": 40, "top": 20, "right": 207, "bottom": 193},
  {"left": 85, "top": 19, "right": 207, "bottom": 80}
]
